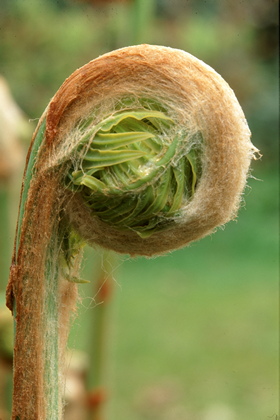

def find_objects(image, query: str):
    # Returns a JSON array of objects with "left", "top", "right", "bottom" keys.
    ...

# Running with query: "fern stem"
[
  {"left": 7, "top": 128, "right": 78, "bottom": 419},
  {"left": 44, "top": 231, "right": 61, "bottom": 419}
]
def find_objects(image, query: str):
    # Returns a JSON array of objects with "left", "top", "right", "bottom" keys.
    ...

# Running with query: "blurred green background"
[{"left": 0, "top": 0, "right": 278, "bottom": 419}]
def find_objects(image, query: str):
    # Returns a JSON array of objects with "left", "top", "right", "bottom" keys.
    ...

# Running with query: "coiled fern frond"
[
  {"left": 67, "top": 106, "right": 202, "bottom": 238},
  {"left": 6, "top": 44, "right": 258, "bottom": 420}
]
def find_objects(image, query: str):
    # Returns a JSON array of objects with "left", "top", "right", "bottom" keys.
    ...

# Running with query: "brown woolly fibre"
[
  {"left": 42, "top": 44, "right": 257, "bottom": 256},
  {"left": 7, "top": 172, "right": 78, "bottom": 419}
]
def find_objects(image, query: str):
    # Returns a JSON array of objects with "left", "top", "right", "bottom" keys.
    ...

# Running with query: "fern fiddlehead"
[
  {"left": 6, "top": 45, "right": 258, "bottom": 420},
  {"left": 67, "top": 106, "right": 201, "bottom": 239}
]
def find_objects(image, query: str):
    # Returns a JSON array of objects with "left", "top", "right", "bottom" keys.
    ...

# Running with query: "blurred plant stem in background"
[
  {"left": 131, "top": 0, "right": 156, "bottom": 45},
  {"left": 81, "top": 2, "right": 159, "bottom": 418},
  {"left": 0, "top": 76, "right": 30, "bottom": 288},
  {"left": 0, "top": 74, "right": 32, "bottom": 289},
  {"left": 0, "top": 76, "right": 33, "bottom": 419},
  {"left": 86, "top": 251, "right": 118, "bottom": 420},
  {"left": 75, "top": 2, "right": 158, "bottom": 418}
]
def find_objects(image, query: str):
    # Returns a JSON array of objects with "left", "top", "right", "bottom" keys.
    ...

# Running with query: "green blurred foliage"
[{"left": 0, "top": 0, "right": 278, "bottom": 164}]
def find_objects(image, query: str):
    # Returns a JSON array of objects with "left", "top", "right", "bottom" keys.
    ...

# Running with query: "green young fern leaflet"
[{"left": 67, "top": 109, "right": 201, "bottom": 238}]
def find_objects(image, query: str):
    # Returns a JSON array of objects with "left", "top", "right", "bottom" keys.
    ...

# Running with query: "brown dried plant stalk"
[{"left": 6, "top": 45, "right": 257, "bottom": 420}]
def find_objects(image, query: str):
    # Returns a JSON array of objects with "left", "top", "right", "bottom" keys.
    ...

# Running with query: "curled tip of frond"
[{"left": 37, "top": 44, "right": 257, "bottom": 256}]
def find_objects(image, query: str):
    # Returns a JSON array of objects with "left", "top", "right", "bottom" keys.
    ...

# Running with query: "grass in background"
[{"left": 69, "top": 167, "right": 278, "bottom": 420}]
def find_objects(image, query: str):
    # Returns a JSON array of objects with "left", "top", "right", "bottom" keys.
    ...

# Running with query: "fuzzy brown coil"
[{"left": 44, "top": 44, "right": 257, "bottom": 256}]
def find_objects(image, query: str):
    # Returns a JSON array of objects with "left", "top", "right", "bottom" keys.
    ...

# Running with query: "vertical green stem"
[
  {"left": 44, "top": 233, "right": 61, "bottom": 419},
  {"left": 87, "top": 251, "right": 117, "bottom": 420},
  {"left": 131, "top": 0, "right": 156, "bottom": 44},
  {"left": 8, "top": 164, "right": 78, "bottom": 419}
]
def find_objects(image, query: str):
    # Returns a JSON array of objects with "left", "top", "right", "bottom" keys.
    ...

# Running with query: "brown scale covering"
[
  {"left": 16, "top": 43, "right": 257, "bottom": 258},
  {"left": 42, "top": 44, "right": 256, "bottom": 256}
]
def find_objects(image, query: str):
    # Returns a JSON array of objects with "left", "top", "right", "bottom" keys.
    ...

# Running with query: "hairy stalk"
[
  {"left": 6, "top": 44, "right": 256, "bottom": 420},
  {"left": 7, "top": 171, "right": 77, "bottom": 419},
  {"left": 6, "top": 121, "right": 80, "bottom": 419}
]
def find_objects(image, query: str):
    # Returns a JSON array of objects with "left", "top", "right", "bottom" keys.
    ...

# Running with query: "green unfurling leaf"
[
  {"left": 83, "top": 148, "right": 146, "bottom": 167},
  {"left": 67, "top": 105, "right": 202, "bottom": 238},
  {"left": 95, "top": 110, "right": 174, "bottom": 132},
  {"left": 93, "top": 131, "right": 155, "bottom": 149}
]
